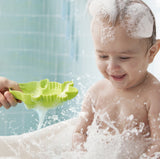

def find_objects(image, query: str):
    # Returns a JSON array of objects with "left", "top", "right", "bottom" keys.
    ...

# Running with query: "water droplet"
[{"left": 127, "top": 114, "right": 134, "bottom": 121}]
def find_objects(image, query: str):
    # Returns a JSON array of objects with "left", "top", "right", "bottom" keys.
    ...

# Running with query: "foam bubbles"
[
  {"left": 125, "top": 2, "right": 154, "bottom": 38},
  {"left": 89, "top": 0, "right": 118, "bottom": 24},
  {"left": 89, "top": 0, "right": 154, "bottom": 39},
  {"left": 83, "top": 112, "right": 150, "bottom": 159}
]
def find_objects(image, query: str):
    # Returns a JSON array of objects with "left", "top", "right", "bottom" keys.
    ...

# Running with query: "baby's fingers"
[
  {"left": 4, "top": 91, "right": 18, "bottom": 107},
  {"left": 0, "top": 92, "right": 11, "bottom": 109}
]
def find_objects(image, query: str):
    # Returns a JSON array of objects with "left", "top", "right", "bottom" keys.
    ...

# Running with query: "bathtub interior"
[{"left": 0, "top": 0, "right": 160, "bottom": 137}]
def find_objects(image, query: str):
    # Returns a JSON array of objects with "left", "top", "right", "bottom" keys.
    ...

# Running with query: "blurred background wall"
[{"left": 0, "top": 0, "right": 100, "bottom": 135}]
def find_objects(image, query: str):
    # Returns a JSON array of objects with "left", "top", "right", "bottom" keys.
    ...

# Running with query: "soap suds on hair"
[
  {"left": 89, "top": 0, "right": 154, "bottom": 40},
  {"left": 91, "top": 19, "right": 116, "bottom": 44},
  {"left": 89, "top": 0, "right": 118, "bottom": 24},
  {"left": 124, "top": 2, "right": 154, "bottom": 38}
]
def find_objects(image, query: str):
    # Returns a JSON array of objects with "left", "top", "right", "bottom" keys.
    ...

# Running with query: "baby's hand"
[{"left": 0, "top": 77, "right": 21, "bottom": 109}]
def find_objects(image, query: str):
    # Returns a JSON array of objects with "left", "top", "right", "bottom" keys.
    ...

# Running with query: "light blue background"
[{"left": 0, "top": 0, "right": 99, "bottom": 135}]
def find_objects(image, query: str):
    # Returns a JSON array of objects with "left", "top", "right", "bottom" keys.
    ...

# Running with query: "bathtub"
[
  {"left": 0, "top": 118, "right": 78, "bottom": 159},
  {"left": 0, "top": 116, "right": 154, "bottom": 159}
]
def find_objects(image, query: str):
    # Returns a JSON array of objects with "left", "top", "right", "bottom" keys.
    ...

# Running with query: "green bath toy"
[{"left": 9, "top": 79, "right": 78, "bottom": 109}]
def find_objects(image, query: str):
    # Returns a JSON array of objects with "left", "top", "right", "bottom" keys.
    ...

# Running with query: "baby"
[
  {"left": 0, "top": 0, "right": 160, "bottom": 158},
  {"left": 72, "top": 0, "right": 160, "bottom": 158}
]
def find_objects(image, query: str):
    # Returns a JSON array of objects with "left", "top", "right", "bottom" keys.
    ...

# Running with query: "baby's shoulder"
[
  {"left": 146, "top": 83, "right": 160, "bottom": 115},
  {"left": 147, "top": 74, "right": 160, "bottom": 92},
  {"left": 148, "top": 84, "right": 160, "bottom": 100},
  {"left": 82, "top": 79, "right": 109, "bottom": 106},
  {"left": 146, "top": 74, "right": 160, "bottom": 103}
]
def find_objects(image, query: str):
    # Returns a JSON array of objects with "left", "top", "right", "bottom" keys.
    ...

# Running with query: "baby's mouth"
[{"left": 111, "top": 74, "right": 126, "bottom": 81}]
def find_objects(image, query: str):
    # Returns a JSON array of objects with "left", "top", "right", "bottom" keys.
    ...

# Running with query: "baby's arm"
[
  {"left": 72, "top": 91, "right": 95, "bottom": 151},
  {"left": 0, "top": 77, "right": 21, "bottom": 109},
  {"left": 144, "top": 94, "right": 160, "bottom": 158}
]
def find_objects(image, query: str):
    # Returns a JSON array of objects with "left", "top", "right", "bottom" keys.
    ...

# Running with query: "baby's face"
[{"left": 92, "top": 21, "right": 151, "bottom": 90}]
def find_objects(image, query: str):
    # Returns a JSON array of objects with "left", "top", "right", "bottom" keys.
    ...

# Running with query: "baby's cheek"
[
  {"left": 130, "top": 60, "right": 138, "bottom": 67},
  {"left": 124, "top": 62, "right": 139, "bottom": 74},
  {"left": 128, "top": 63, "right": 143, "bottom": 75},
  {"left": 128, "top": 61, "right": 141, "bottom": 70},
  {"left": 96, "top": 60, "right": 105, "bottom": 69},
  {"left": 97, "top": 61, "right": 108, "bottom": 76}
]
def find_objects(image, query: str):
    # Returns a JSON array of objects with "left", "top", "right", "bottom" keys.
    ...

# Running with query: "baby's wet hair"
[{"left": 88, "top": 0, "right": 156, "bottom": 46}]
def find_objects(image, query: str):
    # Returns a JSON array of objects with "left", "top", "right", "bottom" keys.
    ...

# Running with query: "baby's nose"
[{"left": 107, "top": 60, "right": 120, "bottom": 72}]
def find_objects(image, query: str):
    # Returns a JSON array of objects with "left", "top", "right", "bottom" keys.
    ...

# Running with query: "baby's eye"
[
  {"left": 99, "top": 55, "right": 108, "bottom": 59},
  {"left": 120, "top": 57, "right": 130, "bottom": 60}
]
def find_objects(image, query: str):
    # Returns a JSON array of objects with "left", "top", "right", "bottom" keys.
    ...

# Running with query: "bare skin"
[
  {"left": 72, "top": 19, "right": 160, "bottom": 158},
  {"left": 0, "top": 77, "right": 21, "bottom": 109},
  {"left": 73, "top": 73, "right": 160, "bottom": 157}
]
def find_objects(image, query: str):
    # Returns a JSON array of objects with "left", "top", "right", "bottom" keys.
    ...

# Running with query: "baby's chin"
[
  {"left": 102, "top": 77, "right": 125, "bottom": 90},
  {"left": 110, "top": 83, "right": 129, "bottom": 90},
  {"left": 107, "top": 78, "right": 132, "bottom": 90}
]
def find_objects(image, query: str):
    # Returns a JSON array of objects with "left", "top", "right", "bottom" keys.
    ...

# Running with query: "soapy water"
[
  {"left": 0, "top": 74, "right": 160, "bottom": 158},
  {"left": 1, "top": 85, "right": 160, "bottom": 159},
  {"left": 40, "top": 113, "right": 160, "bottom": 159},
  {"left": 1, "top": 113, "right": 160, "bottom": 159},
  {"left": 89, "top": 0, "right": 154, "bottom": 43}
]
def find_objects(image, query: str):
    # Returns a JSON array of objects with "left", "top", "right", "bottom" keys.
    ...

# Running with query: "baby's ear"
[{"left": 148, "top": 39, "right": 160, "bottom": 63}]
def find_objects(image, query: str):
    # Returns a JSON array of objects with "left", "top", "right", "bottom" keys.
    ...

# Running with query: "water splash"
[
  {"left": 34, "top": 106, "right": 48, "bottom": 130},
  {"left": 1, "top": 74, "right": 159, "bottom": 158},
  {"left": 0, "top": 111, "right": 159, "bottom": 158},
  {"left": 83, "top": 112, "right": 151, "bottom": 159}
]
